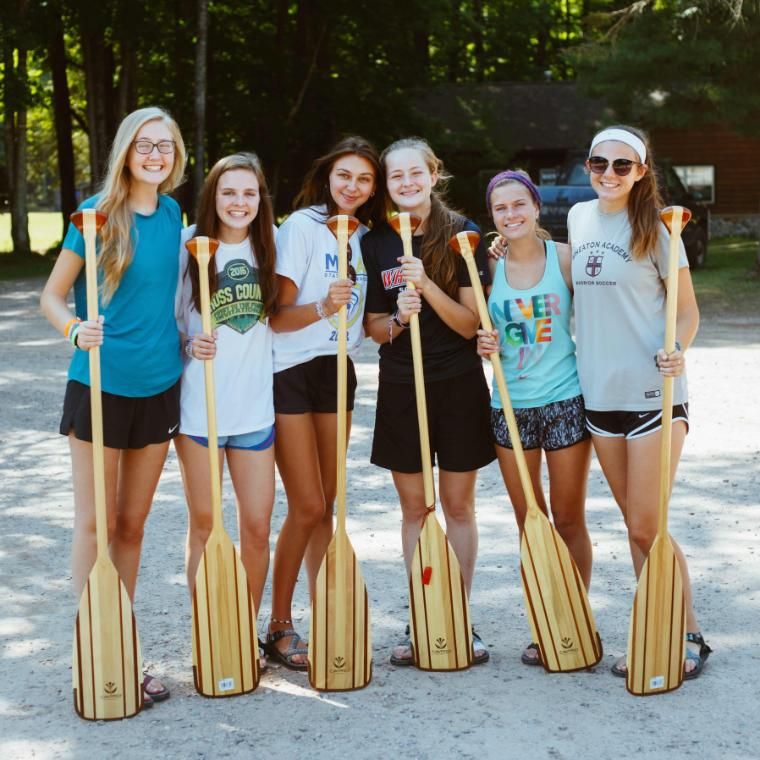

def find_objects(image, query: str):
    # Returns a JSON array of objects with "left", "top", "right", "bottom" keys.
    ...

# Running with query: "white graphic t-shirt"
[
  {"left": 568, "top": 199, "right": 688, "bottom": 411},
  {"left": 273, "top": 205, "right": 368, "bottom": 373},
  {"left": 176, "top": 225, "right": 275, "bottom": 436}
]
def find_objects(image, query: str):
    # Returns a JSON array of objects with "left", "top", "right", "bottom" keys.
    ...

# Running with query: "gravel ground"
[{"left": 1, "top": 277, "right": 758, "bottom": 759}]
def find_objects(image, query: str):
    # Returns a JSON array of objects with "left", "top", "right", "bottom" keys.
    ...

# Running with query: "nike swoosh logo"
[
  {"left": 168, "top": 424, "right": 179, "bottom": 434},
  {"left": 637, "top": 413, "right": 648, "bottom": 418}
]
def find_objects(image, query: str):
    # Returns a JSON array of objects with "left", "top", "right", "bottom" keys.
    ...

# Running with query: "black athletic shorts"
[
  {"left": 273, "top": 354, "right": 357, "bottom": 414},
  {"left": 491, "top": 394, "right": 590, "bottom": 451},
  {"left": 371, "top": 367, "right": 496, "bottom": 473},
  {"left": 60, "top": 379, "right": 181, "bottom": 449},
  {"left": 585, "top": 403, "right": 689, "bottom": 440}
]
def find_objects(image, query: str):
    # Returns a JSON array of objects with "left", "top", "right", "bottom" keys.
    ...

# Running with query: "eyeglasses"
[
  {"left": 133, "top": 139, "right": 175, "bottom": 155},
  {"left": 586, "top": 156, "right": 641, "bottom": 177}
]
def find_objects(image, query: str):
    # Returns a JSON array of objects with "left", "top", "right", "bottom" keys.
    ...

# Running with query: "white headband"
[{"left": 589, "top": 128, "right": 647, "bottom": 163}]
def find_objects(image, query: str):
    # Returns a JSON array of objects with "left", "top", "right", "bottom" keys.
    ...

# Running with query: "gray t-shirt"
[{"left": 568, "top": 200, "right": 688, "bottom": 411}]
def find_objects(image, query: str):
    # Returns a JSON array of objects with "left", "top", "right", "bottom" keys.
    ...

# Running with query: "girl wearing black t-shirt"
[{"left": 362, "top": 137, "right": 494, "bottom": 666}]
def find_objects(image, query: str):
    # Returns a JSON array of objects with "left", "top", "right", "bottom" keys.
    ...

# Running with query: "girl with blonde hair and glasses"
[{"left": 41, "top": 106, "right": 186, "bottom": 706}]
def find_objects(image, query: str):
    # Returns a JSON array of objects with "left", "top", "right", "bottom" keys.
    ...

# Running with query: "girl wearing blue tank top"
[
  {"left": 41, "top": 107, "right": 186, "bottom": 706},
  {"left": 477, "top": 171, "right": 592, "bottom": 667}
]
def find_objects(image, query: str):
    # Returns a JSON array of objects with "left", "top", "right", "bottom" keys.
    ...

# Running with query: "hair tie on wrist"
[{"left": 315, "top": 299, "right": 328, "bottom": 320}]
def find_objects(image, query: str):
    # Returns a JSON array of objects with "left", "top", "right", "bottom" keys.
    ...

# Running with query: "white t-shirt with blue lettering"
[{"left": 273, "top": 205, "right": 368, "bottom": 373}]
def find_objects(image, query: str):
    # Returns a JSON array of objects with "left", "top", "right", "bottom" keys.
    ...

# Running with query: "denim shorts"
[{"left": 187, "top": 424, "right": 275, "bottom": 451}]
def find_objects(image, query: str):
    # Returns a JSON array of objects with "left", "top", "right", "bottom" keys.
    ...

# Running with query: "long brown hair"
[
  {"left": 97, "top": 107, "right": 186, "bottom": 303},
  {"left": 293, "top": 136, "right": 387, "bottom": 228},
  {"left": 599, "top": 124, "right": 663, "bottom": 260},
  {"left": 186, "top": 153, "right": 278, "bottom": 317},
  {"left": 381, "top": 137, "right": 465, "bottom": 298}
]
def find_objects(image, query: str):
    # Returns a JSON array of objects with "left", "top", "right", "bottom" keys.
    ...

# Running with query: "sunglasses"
[{"left": 586, "top": 156, "right": 642, "bottom": 177}]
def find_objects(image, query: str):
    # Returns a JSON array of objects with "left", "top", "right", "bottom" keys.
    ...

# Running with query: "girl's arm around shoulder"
[{"left": 556, "top": 241, "right": 573, "bottom": 292}]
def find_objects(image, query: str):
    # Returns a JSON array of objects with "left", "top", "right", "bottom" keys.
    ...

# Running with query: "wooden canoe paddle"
[
  {"left": 388, "top": 212, "right": 473, "bottom": 671},
  {"left": 308, "top": 214, "right": 373, "bottom": 691},
  {"left": 186, "top": 236, "right": 260, "bottom": 698},
  {"left": 70, "top": 209, "right": 143, "bottom": 720},
  {"left": 451, "top": 230, "right": 602, "bottom": 673},
  {"left": 625, "top": 206, "right": 692, "bottom": 696}
]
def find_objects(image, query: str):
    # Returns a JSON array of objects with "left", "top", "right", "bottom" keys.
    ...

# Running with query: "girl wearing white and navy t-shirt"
[{"left": 266, "top": 137, "right": 387, "bottom": 670}]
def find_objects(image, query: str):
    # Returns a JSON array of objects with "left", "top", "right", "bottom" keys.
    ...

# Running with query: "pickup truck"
[{"left": 538, "top": 156, "right": 710, "bottom": 268}]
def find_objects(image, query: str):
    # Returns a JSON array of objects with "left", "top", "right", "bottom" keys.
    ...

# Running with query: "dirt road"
[{"left": 1, "top": 277, "right": 758, "bottom": 759}]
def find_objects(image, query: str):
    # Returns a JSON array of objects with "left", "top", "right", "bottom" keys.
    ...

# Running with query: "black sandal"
[
  {"left": 265, "top": 626, "right": 308, "bottom": 671},
  {"left": 521, "top": 642, "right": 541, "bottom": 666},
  {"left": 684, "top": 632, "right": 712, "bottom": 680}
]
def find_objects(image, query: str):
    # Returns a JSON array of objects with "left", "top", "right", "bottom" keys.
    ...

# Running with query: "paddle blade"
[
  {"left": 448, "top": 230, "right": 481, "bottom": 255},
  {"left": 72, "top": 556, "right": 142, "bottom": 720},
  {"left": 186, "top": 236, "right": 221, "bottom": 259},
  {"left": 70, "top": 209, "right": 108, "bottom": 233},
  {"left": 660, "top": 206, "right": 692, "bottom": 232},
  {"left": 326, "top": 215, "right": 361, "bottom": 239},
  {"left": 409, "top": 513, "right": 473, "bottom": 671},
  {"left": 388, "top": 212, "right": 423, "bottom": 236},
  {"left": 520, "top": 512, "right": 602, "bottom": 672},
  {"left": 308, "top": 530, "right": 373, "bottom": 691},
  {"left": 191, "top": 530, "right": 260, "bottom": 697},
  {"left": 626, "top": 535, "right": 686, "bottom": 695}
]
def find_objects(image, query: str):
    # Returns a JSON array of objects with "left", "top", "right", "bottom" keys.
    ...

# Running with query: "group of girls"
[{"left": 41, "top": 105, "right": 710, "bottom": 704}]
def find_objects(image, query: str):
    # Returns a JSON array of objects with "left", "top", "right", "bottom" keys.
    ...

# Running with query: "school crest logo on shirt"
[
  {"left": 585, "top": 255, "right": 603, "bottom": 278},
  {"left": 209, "top": 258, "right": 265, "bottom": 334}
]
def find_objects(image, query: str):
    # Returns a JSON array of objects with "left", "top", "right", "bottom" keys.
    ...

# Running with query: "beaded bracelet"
[
  {"left": 185, "top": 337, "right": 194, "bottom": 358},
  {"left": 69, "top": 323, "right": 81, "bottom": 347},
  {"left": 315, "top": 298, "right": 328, "bottom": 320}
]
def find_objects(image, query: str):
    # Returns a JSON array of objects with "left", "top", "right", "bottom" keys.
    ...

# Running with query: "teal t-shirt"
[
  {"left": 63, "top": 194, "right": 182, "bottom": 397},
  {"left": 488, "top": 240, "right": 581, "bottom": 409}
]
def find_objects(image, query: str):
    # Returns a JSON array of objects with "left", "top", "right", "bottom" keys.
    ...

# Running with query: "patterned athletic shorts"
[{"left": 491, "top": 394, "right": 590, "bottom": 451}]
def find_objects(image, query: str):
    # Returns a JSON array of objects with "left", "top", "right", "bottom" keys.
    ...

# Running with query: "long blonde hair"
[
  {"left": 381, "top": 137, "right": 465, "bottom": 299},
  {"left": 96, "top": 107, "right": 186, "bottom": 302}
]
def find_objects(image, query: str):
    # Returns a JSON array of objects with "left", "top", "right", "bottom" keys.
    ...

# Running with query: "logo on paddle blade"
[
  {"left": 333, "top": 656, "right": 346, "bottom": 670},
  {"left": 435, "top": 637, "right": 447, "bottom": 650},
  {"left": 561, "top": 637, "right": 574, "bottom": 650},
  {"left": 103, "top": 681, "right": 120, "bottom": 698}
]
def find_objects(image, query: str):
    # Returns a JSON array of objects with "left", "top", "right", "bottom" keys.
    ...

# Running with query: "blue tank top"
[{"left": 487, "top": 240, "right": 581, "bottom": 409}]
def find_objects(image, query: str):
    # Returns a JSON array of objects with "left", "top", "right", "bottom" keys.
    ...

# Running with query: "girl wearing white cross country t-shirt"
[
  {"left": 266, "top": 137, "right": 387, "bottom": 670},
  {"left": 175, "top": 153, "right": 278, "bottom": 672},
  {"left": 568, "top": 125, "right": 710, "bottom": 680}
]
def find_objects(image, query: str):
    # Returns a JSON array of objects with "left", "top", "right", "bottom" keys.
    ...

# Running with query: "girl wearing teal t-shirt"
[
  {"left": 41, "top": 107, "right": 186, "bottom": 706},
  {"left": 478, "top": 170, "right": 592, "bottom": 667}
]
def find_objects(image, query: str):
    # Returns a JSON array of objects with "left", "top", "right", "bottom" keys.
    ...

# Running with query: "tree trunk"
[
  {"left": 192, "top": 0, "right": 209, "bottom": 207},
  {"left": 49, "top": 10, "right": 77, "bottom": 235},
  {"left": 4, "top": 1, "right": 31, "bottom": 254}
]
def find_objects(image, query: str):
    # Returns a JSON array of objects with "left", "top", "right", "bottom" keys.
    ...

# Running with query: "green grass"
[
  {"left": 0, "top": 211, "right": 63, "bottom": 254},
  {"left": 692, "top": 237, "right": 760, "bottom": 317}
]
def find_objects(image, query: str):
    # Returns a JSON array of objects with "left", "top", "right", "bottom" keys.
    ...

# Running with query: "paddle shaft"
[
  {"left": 82, "top": 210, "right": 108, "bottom": 557},
  {"left": 400, "top": 213, "right": 435, "bottom": 509},
  {"left": 657, "top": 206, "right": 683, "bottom": 539},
  {"left": 336, "top": 216, "right": 349, "bottom": 534},
  {"left": 196, "top": 242, "right": 224, "bottom": 529},
  {"left": 456, "top": 232, "right": 540, "bottom": 516}
]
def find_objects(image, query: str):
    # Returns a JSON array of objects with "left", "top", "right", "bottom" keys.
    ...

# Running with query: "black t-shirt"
[{"left": 362, "top": 218, "right": 491, "bottom": 384}]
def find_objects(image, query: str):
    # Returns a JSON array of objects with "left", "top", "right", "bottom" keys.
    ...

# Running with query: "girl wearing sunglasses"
[
  {"left": 568, "top": 125, "right": 710, "bottom": 679},
  {"left": 477, "top": 170, "right": 592, "bottom": 667},
  {"left": 41, "top": 106, "right": 186, "bottom": 706},
  {"left": 265, "top": 137, "right": 387, "bottom": 669}
]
